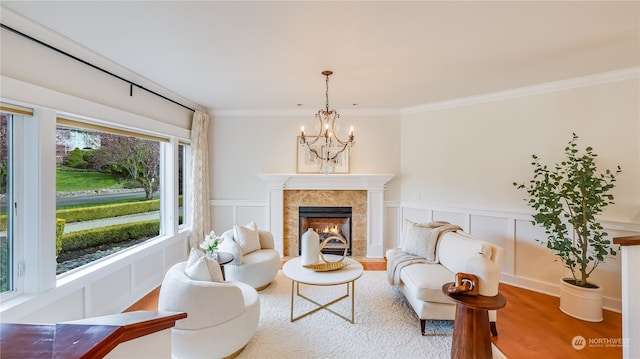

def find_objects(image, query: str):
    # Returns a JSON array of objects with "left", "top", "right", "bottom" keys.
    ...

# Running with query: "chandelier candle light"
[{"left": 299, "top": 70, "right": 355, "bottom": 174}]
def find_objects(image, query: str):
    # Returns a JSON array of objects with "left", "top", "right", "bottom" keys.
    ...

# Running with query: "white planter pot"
[{"left": 559, "top": 278, "right": 603, "bottom": 322}]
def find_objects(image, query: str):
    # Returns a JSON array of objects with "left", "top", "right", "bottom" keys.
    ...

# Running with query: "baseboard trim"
[{"left": 500, "top": 273, "right": 621, "bottom": 313}]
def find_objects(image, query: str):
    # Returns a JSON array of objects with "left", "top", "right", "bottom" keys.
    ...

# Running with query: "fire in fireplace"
[{"left": 298, "top": 206, "right": 352, "bottom": 256}]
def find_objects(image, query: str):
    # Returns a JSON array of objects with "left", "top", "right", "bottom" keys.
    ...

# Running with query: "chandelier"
[{"left": 299, "top": 70, "right": 355, "bottom": 174}]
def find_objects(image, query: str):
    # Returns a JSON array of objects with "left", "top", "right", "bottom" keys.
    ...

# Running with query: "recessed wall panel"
[
  {"left": 89, "top": 266, "right": 131, "bottom": 316},
  {"left": 402, "top": 207, "right": 430, "bottom": 224},
  {"left": 513, "top": 219, "right": 564, "bottom": 283},
  {"left": 432, "top": 211, "right": 466, "bottom": 228},
  {"left": 19, "top": 290, "right": 85, "bottom": 323},
  {"left": 136, "top": 250, "right": 164, "bottom": 288},
  {"left": 165, "top": 238, "right": 188, "bottom": 266},
  {"left": 469, "top": 215, "right": 514, "bottom": 275}
]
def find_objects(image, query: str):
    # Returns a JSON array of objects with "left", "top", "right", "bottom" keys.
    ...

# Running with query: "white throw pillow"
[
  {"left": 184, "top": 248, "right": 224, "bottom": 282},
  {"left": 220, "top": 229, "right": 243, "bottom": 264},
  {"left": 401, "top": 219, "right": 439, "bottom": 263},
  {"left": 234, "top": 222, "right": 261, "bottom": 255}
]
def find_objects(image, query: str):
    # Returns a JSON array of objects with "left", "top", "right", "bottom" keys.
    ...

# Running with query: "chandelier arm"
[
  {"left": 304, "top": 135, "right": 321, "bottom": 146},
  {"left": 328, "top": 142, "right": 349, "bottom": 161},
  {"left": 309, "top": 147, "right": 321, "bottom": 159},
  {"left": 303, "top": 140, "right": 348, "bottom": 162},
  {"left": 332, "top": 135, "right": 348, "bottom": 146}
]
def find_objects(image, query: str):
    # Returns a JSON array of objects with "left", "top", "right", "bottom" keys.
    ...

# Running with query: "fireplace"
[
  {"left": 258, "top": 173, "right": 394, "bottom": 257},
  {"left": 298, "top": 206, "right": 352, "bottom": 256}
]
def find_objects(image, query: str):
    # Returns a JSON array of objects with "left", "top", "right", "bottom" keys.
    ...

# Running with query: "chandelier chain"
[{"left": 325, "top": 74, "right": 330, "bottom": 113}]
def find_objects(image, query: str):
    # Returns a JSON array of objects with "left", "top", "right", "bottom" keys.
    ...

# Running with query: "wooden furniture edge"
[
  {"left": 613, "top": 235, "right": 640, "bottom": 246},
  {"left": 441, "top": 282, "right": 507, "bottom": 310},
  {"left": 1, "top": 311, "right": 186, "bottom": 359},
  {"left": 55, "top": 310, "right": 187, "bottom": 358}
]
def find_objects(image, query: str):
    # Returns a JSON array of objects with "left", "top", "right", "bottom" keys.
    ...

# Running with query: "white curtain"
[{"left": 188, "top": 111, "right": 211, "bottom": 248}]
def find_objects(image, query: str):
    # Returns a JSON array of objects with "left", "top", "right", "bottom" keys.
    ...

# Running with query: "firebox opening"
[{"left": 299, "top": 206, "right": 352, "bottom": 256}]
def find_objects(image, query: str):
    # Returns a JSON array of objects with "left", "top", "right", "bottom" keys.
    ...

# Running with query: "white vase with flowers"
[{"left": 200, "top": 231, "right": 224, "bottom": 260}]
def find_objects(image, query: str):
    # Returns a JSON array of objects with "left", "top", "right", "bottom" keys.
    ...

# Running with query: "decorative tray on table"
[
  {"left": 303, "top": 260, "right": 350, "bottom": 272},
  {"left": 302, "top": 236, "right": 350, "bottom": 272}
]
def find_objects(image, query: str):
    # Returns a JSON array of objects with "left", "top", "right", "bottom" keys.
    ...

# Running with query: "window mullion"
[
  {"left": 21, "top": 109, "right": 57, "bottom": 293},
  {"left": 160, "top": 140, "right": 177, "bottom": 236}
]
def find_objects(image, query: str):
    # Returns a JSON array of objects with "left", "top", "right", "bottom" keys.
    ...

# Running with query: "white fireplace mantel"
[{"left": 258, "top": 173, "right": 394, "bottom": 258}]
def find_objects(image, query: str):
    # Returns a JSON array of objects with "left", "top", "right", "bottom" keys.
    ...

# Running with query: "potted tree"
[{"left": 514, "top": 133, "right": 621, "bottom": 322}]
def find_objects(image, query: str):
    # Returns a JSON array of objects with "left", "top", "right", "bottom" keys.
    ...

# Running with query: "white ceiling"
[{"left": 2, "top": 1, "right": 639, "bottom": 113}]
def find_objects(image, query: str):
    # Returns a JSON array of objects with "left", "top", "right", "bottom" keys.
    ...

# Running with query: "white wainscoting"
[
  {"left": 212, "top": 199, "right": 639, "bottom": 312},
  {"left": 1, "top": 233, "right": 189, "bottom": 323},
  {"left": 397, "top": 202, "right": 640, "bottom": 313},
  {"left": 210, "top": 200, "right": 270, "bottom": 235}
]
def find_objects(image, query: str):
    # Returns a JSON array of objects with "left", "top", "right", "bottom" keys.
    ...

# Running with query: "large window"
[
  {"left": 0, "top": 101, "right": 188, "bottom": 305},
  {"left": 0, "top": 113, "right": 13, "bottom": 294},
  {"left": 55, "top": 121, "right": 163, "bottom": 275}
]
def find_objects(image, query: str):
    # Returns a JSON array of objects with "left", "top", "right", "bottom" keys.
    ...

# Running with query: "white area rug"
[{"left": 237, "top": 270, "right": 479, "bottom": 359}]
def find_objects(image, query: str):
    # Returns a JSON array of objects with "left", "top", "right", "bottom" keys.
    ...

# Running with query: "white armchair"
[
  {"left": 218, "top": 223, "right": 280, "bottom": 290},
  {"left": 158, "top": 261, "right": 260, "bottom": 359}
]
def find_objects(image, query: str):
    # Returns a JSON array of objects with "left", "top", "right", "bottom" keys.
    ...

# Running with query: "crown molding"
[
  {"left": 402, "top": 67, "right": 640, "bottom": 115},
  {"left": 211, "top": 108, "right": 401, "bottom": 118},
  {"left": 214, "top": 68, "right": 639, "bottom": 118}
]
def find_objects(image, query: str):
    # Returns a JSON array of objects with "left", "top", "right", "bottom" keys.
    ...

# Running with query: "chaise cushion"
[{"left": 400, "top": 262, "right": 455, "bottom": 304}]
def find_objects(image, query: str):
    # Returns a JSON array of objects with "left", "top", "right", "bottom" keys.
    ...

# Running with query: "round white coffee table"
[{"left": 282, "top": 255, "right": 364, "bottom": 323}]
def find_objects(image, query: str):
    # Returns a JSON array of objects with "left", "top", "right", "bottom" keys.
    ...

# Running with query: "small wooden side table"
[
  {"left": 215, "top": 251, "right": 234, "bottom": 280},
  {"left": 442, "top": 282, "right": 506, "bottom": 359}
]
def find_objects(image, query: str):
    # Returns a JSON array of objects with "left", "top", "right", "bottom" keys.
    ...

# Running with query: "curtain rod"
[{"left": 1, "top": 23, "right": 196, "bottom": 113}]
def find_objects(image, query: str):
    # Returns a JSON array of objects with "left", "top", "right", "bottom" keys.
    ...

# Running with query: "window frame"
[
  {"left": 0, "top": 105, "right": 36, "bottom": 300},
  {"left": 1, "top": 113, "right": 16, "bottom": 297},
  {"left": 178, "top": 141, "right": 191, "bottom": 229},
  {"left": 0, "top": 102, "right": 191, "bottom": 302}
]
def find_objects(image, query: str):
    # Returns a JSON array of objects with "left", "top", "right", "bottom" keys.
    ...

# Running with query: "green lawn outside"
[{"left": 56, "top": 170, "right": 120, "bottom": 192}]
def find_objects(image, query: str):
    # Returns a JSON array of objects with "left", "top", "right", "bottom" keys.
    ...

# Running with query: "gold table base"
[{"left": 289, "top": 280, "right": 356, "bottom": 324}]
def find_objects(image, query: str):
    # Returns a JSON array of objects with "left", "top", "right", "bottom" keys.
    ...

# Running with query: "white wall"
[
  {"left": 210, "top": 113, "right": 402, "bottom": 200},
  {"left": 400, "top": 74, "right": 639, "bottom": 222},
  {"left": 397, "top": 73, "right": 640, "bottom": 311},
  {"left": 209, "top": 112, "right": 402, "bottom": 233},
  {"left": 210, "top": 71, "right": 639, "bottom": 311}
]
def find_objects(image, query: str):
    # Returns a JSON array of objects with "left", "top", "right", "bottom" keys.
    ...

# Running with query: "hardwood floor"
[
  {"left": 127, "top": 260, "right": 622, "bottom": 359},
  {"left": 493, "top": 282, "right": 622, "bottom": 359}
]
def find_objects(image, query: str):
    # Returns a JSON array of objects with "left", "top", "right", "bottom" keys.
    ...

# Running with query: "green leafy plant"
[{"left": 514, "top": 133, "right": 621, "bottom": 288}]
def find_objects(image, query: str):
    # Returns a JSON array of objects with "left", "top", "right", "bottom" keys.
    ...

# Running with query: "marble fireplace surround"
[{"left": 258, "top": 174, "right": 394, "bottom": 258}]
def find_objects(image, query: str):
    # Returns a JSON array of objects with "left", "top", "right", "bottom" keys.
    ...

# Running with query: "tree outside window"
[{"left": 55, "top": 127, "right": 161, "bottom": 275}]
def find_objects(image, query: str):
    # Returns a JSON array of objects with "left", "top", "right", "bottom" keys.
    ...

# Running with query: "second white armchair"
[{"left": 218, "top": 222, "right": 280, "bottom": 290}]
